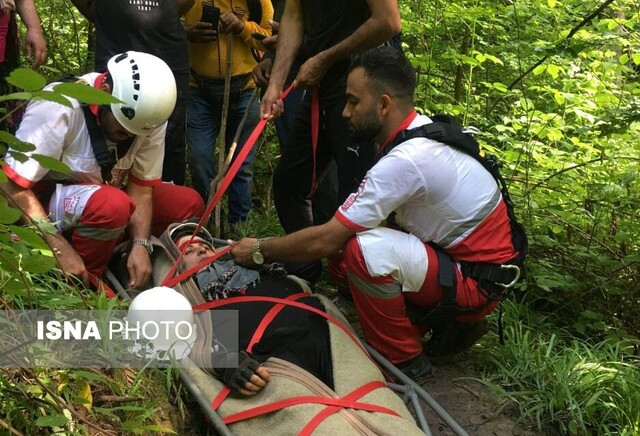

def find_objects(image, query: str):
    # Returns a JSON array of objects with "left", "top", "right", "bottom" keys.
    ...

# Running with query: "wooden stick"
[{"left": 210, "top": 33, "right": 235, "bottom": 238}]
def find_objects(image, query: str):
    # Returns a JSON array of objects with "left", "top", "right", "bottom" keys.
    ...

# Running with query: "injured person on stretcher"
[
  {"left": 173, "top": 225, "right": 334, "bottom": 396},
  {"left": 125, "top": 223, "right": 426, "bottom": 434}
]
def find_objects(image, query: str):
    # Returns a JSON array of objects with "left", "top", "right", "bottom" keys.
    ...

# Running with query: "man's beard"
[{"left": 348, "top": 113, "right": 382, "bottom": 144}]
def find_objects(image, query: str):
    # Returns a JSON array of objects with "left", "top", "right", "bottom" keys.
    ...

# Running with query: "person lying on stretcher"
[{"left": 173, "top": 225, "right": 334, "bottom": 396}]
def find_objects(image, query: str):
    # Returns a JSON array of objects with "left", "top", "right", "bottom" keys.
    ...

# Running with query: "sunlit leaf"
[
  {"left": 0, "top": 91, "right": 33, "bottom": 102},
  {"left": 31, "top": 154, "right": 72, "bottom": 174},
  {"left": 53, "top": 82, "right": 122, "bottom": 105},
  {"left": 0, "top": 196, "right": 22, "bottom": 224},
  {"left": 6, "top": 68, "right": 47, "bottom": 92},
  {"left": 35, "top": 414, "right": 69, "bottom": 427},
  {"left": 0, "top": 131, "right": 36, "bottom": 152},
  {"left": 77, "top": 379, "right": 93, "bottom": 411},
  {"left": 32, "top": 90, "right": 73, "bottom": 108}
]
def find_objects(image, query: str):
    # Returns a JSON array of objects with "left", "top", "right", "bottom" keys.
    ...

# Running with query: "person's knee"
[{"left": 84, "top": 186, "right": 135, "bottom": 229}]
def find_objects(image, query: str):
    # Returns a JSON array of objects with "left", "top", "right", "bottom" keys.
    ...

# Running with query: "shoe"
[
  {"left": 424, "top": 319, "right": 490, "bottom": 358},
  {"left": 396, "top": 352, "right": 435, "bottom": 385}
]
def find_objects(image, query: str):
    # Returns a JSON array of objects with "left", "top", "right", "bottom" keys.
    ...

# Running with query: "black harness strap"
[
  {"left": 80, "top": 104, "right": 115, "bottom": 183},
  {"left": 383, "top": 115, "right": 528, "bottom": 327}
]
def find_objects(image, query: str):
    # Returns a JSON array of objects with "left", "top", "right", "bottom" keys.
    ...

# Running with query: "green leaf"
[
  {"left": 21, "top": 252, "right": 56, "bottom": 273},
  {"left": 0, "top": 91, "right": 33, "bottom": 102},
  {"left": 35, "top": 414, "right": 69, "bottom": 427},
  {"left": 619, "top": 53, "right": 629, "bottom": 65},
  {"left": 9, "top": 226, "right": 49, "bottom": 249},
  {"left": 77, "top": 379, "right": 93, "bottom": 411},
  {"left": 32, "top": 90, "right": 73, "bottom": 108},
  {"left": 632, "top": 53, "right": 640, "bottom": 65},
  {"left": 6, "top": 68, "right": 47, "bottom": 92},
  {"left": 0, "top": 196, "right": 22, "bottom": 224},
  {"left": 53, "top": 82, "right": 122, "bottom": 105},
  {"left": 30, "top": 154, "right": 72, "bottom": 174},
  {"left": 546, "top": 64, "right": 561, "bottom": 80},
  {"left": 135, "top": 425, "right": 177, "bottom": 434},
  {"left": 0, "top": 131, "right": 36, "bottom": 152},
  {"left": 547, "top": 0, "right": 556, "bottom": 7}
]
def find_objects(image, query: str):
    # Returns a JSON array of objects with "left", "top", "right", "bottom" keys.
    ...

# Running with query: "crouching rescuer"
[
  {"left": 1, "top": 51, "right": 205, "bottom": 289},
  {"left": 230, "top": 46, "right": 527, "bottom": 384}
]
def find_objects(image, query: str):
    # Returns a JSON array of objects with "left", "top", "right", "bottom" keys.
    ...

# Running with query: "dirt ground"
[{"left": 417, "top": 354, "right": 541, "bottom": 436}]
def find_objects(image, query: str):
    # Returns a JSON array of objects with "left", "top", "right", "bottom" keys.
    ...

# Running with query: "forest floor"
[{"left": 419, "top": 353, "right": 542, "bottom": 435}]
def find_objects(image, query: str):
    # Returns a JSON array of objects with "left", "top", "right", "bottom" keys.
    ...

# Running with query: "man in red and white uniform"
[
  {"left": 230, "top": 46, "right": 518, "bottom": 382},
  {"left": 2, "top": 51, "right": 204, "bottom": 289}
]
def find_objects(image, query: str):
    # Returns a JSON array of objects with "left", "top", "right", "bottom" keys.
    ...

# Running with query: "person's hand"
[
  {"left": 185, "top": 21, "right": 218, "bottom": 43},
  {"left": 228, "top": 237, "right": 257, "bottom": 267},
  {"left": 220, "top": 12, "right": 244, "bottom": 34},
  {"left": 259, "top": 84, "right": 284, "bottom": 119},
  {"left": 294, "top": 52, "right": 330, "bottom": 88},
  {"left": 52, "top": 239, "right": 89, "bottom": 286},
  {"left": 260, "top": 34, "right": 278, "bottom": 51},
  {"left": 127, "top": 245, "right": 152, "bottom": 289},
  {"left": 24, "top": 27, "right": 46, "bottom": 68},
  {"left": 252, "top": 58, "right": 272, "bottom": 87},
  {"left": 238, "top": 366, "right": 271, "bottom": 396}
]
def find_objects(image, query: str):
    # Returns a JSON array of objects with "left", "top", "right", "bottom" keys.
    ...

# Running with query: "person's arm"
[
  {"left": 294, "top": 0, "right": 402, "bottom": 88},
  {"left": 231, "top": 217, "right": 355, "bottom": 267},
  {"left": 125, "top": 181, "right": 153, "bottom": 289},
  {"left": 259, "top": 0, "right": 304, "bottom": 119},
  {"left": 0, "top": 179, "right": 89, "bottom": 284},
  {"left": 15, "top": 0, "right": 46, "bottom": 68},
  {"left": 69, "top": 0, "right": 96, "bottom": 22}
]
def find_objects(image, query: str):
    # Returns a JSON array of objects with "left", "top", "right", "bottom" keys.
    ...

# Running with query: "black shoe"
[
  {"left": 396, "top": 352, "right": 435, "bottom": 385},
  {"left": 424, "top": 319, "right": 490, "bottom": 358}
]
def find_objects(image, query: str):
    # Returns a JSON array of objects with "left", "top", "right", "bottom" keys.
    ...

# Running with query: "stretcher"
[{"left": 104, "top": 223, "right": 469, "bottom": 436}]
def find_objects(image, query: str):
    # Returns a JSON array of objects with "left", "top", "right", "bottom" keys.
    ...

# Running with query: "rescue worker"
[
  {"left": 230, "top": 46, "right": 521, "bottom": 383},
  {"left": 1, "top": 51, "right": 205, "bottom": 289}
]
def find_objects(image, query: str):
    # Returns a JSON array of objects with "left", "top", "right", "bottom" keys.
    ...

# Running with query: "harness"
[
  {"left": 381, "top": 115, "right": 528, "bottom": 326},
  {"left": 58, "top": 75, "right": 122, "bottom": 183}
]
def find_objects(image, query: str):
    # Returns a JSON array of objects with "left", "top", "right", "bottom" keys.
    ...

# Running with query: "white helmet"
[
  {"left": 126, "top": 286, "right": 196, "bottom": 361},
  {"left": 107, "top": 51, "right": 177, "bottom": 136}
]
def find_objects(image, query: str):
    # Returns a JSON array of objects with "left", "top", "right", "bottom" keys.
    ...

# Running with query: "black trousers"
[
  {"left": 162, "top": 71, "right": 189, "bottom": 185},
  {"left": 273, "top": 76, "right": 375, "bottom": 234}
]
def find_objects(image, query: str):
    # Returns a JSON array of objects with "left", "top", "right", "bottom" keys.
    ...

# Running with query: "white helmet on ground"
[
  {"left": 107, "top": 51, "right": 177, "bottom": 136},
  {"left": 126, "top": 286, "right": 196, "bottom": 361}
]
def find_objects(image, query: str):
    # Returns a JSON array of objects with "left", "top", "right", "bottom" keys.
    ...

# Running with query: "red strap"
[
  {"left": 309, "top": 85, "right": 320, "bottom": 196},
  {"left": 247, "top": 293, "right": 308, "bottom": 353},
  {"left": 194, "top": 296, "right": 369, "bottom": 358},
  {"left": 161, "top": 85, "right": 295, "bottom": 287},
  {"left": 299, "top": 381, "right": 399, "bottom": 435},
  {"left": 221, "top": 381, "right": 397, "bottom": 425},
  {"left": 162, "top": 245, "right": 232, "bottom": 288},
  {"left": 211, "top": 386, "right": 232, "bottom": 411},
  {"left": 89, "top": 273, "right": 116, "bottom": 298},
  {"left": 209, "top": 293, "right": 308, "bottom": 411},
  {"left": 376, "top": 110, "right": 418, "bottom": 157}
]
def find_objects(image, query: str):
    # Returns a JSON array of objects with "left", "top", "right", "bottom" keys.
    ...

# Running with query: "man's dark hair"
[{"left": 348, "top": 46, "right": 416, "bottom": 103}]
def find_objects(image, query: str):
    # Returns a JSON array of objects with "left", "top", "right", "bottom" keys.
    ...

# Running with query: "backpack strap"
[
  {"left": 385, "top": 115, "right": 528, "bottom": 321},
  {"left": 80, "top": 104, "right": 116, "bottom": 183}
]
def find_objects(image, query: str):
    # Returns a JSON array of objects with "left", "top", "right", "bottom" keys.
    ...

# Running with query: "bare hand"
[
  {"left": 228, "top": 237, "right": 257, "bottom": 267},
  {"left": 127, "top": 245, "right": 152, "bottom": 289},
  {"left": 220, "top": 12, "right": 244, "bottom": 34},
  {"left": 238, "top": 366, "right": 271, "bottom": 396},
  {"left": 252, "top": 58, "right": 272, "bottom": 87},
  {"left": 53, "top": 241, "right": 89, "bottom": 286},
  {"left": 294, "top": 53, "right": 330, "bottom": 88},
  {"left": 260, "top": 34, "right": 278, "bottom": 51},
  {"left": 259, "top": 85, "right": 284, "bottom": 119},
  {"left": 24, "top": 28, "right": 46, "bottom": 68},
  {"left": 185, "top": 21, "right": 218, "bottom": 43}
]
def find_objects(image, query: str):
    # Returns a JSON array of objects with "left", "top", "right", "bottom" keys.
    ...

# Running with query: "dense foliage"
[{"left": 0, "top": 0, "right": 638, "bottom": 434}]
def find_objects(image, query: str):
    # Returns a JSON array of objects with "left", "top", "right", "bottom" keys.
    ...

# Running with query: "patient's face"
[{"left": 183, "top": 242, "right": 216, "bottom": 269}]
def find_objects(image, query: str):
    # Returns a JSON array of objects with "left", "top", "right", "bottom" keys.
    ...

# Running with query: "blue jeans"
[{"left": 186, "top": 78, "right": 259, "bottom": 224}]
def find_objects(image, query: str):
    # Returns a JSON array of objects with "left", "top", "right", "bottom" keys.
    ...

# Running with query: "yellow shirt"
[{"left": 185, "top": 0, "right": 273, "bottom": 88}]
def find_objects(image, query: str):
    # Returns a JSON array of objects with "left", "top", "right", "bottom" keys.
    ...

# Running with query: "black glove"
[{"left": 218, "top": 350, "right": 262, "bottom": 392}]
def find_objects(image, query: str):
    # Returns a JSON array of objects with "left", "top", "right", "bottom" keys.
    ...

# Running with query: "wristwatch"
[
  {"left": 132, "top": 238, "right": 153, "bottom": 255},
  {"left": 251, "top": 239, "right": 264, "bottom": 265}
]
